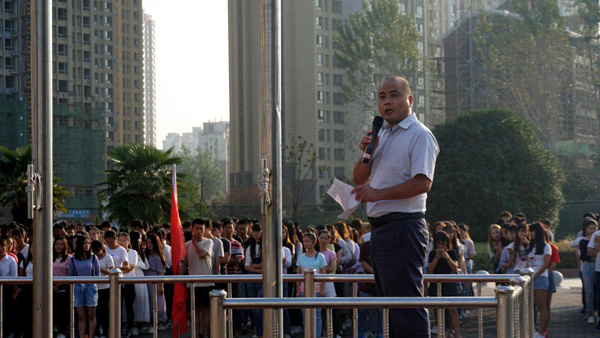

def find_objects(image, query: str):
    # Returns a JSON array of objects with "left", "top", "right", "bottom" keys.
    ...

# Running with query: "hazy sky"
[{"left": 142, "top": 1, "right": 230, "bottom": 148}]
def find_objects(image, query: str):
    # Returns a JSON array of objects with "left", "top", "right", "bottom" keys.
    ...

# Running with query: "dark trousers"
[
  {"left": 165, "top": 267, "right": 174, "bottom": 319},
  {"left": 371, "top": 218, "right": 430, "bottom": 338},
  {"left": 96, "top": 288, "right": 110, "bottom": 335},
  {"left": 123, "top": 284, "right": 136, "bottom": 328},
  {"left": 54, "top": 285, "right": 70, "bottom": 335}
]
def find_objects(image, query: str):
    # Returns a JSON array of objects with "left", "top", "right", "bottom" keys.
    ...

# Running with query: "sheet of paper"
[{"left": 327, "top": 178, "right": 360, "bottom": 219}]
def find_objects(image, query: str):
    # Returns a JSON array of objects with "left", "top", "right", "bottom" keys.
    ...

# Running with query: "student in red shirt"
[{"left": 546, "top": 230, "right": 560, "bottom": 326}]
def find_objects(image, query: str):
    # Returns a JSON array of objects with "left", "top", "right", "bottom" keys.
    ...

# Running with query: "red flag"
[{"left": 171, "top": 164, "right": 187, "bottom": 337}]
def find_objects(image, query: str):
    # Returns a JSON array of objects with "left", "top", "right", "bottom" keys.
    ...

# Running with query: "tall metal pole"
[
  {"left": 259, "top": 0, "right": 283, "bottom": 336},
  {"left": 30, "top": 0, "right": 53, "bottom": 337}
]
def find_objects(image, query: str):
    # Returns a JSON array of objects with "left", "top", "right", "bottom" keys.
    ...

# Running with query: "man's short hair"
[
  {"left": 382, "top": 76, "right": 413, "bottom": 95},
  {"left": 104, "top": 230, "right": 116, "bottom": 239},
  {"left": 192, "top": 218, "right": 207, "bottom": 227},
  {"left": 131, "top": 219, "right": 143, "bottom": 229}
]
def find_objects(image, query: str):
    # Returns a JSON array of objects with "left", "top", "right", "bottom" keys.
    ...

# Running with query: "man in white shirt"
[
  {"left": 182, "top": 219, "right": 214, "bottom": 338},
  {"left": 352, "top": 76, "right": 439, "bottom": 337}
]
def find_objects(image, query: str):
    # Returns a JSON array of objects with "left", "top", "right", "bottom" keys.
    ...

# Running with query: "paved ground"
[{"left": 139, "top": 277, "right": 594, "bottom": 338}]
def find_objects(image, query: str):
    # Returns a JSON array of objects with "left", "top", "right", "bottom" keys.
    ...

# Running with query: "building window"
[
  {"left": 316, "top": 16, "right": 322, "bottom": 29},
  {"left": 317, "top": 91, "right": 324, "bottom": 104},
  {"left": 334, "top": 148, "right": 345, "bottom": 161},
  {"left": 57, "top": 44, "right": 67, "bottom": 56},
  {"left": 416, "top": 6, "right": 423, "bottom": 18},
  {"left": 333, "top": 93, "right": 344, "bottom": 105},
  {"left": 334, "top": 167, "right": 345, "bottom": 178},
  {"left": 334, "top": 130, "right": 344, "bottom": 143},
  {"left": 332, "top": 19, "right": 342, "bottom": 32},
  {"left": 58, "top": 26, "right": 67, "bottom": 38},
  {"left": 316, "top": 0, "right": 322, "bottom": 10},
  {"left": 332, "top": 1, "right": 342, "bottom": 13},
  {"left": 317, "top": 110, "right": 325, "bottom": 123},
  {"left": 317, "top": 54, "right": 323, "bottom": 67},
  {"left": 316, "top": 35, "right": 323, "bottom": 48},
  {"left": 333, "top": 74, "right": 343, "bottom": 87},
  {"left": 58, "top": 62, "right": 68, "bottom": 74},
  {"left": 318, "top": 147, "right": 326, "bottom": 160},
  {"left": 57, "top": 8, "right": 67, "bottom": 20},
  {"left": 318, "top": 129, "right": 325, "bottom": 141},
  {"left": 317, "top": 72, "right": 323, "bottom": 85},
  {"left": 333, "top": 111, "right": 344, "bottom": 124}
]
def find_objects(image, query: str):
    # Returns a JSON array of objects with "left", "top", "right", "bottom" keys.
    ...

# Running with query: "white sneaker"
[
  {"left": 534, "top": 331, "right": 545, "bottom": 338},
  {"left": 431, "top": 325, "right": 438, "bottom": 335},
  {"left": 590, "top": 315, "right": 596, "bottom": 324},
  {"left": 157, "top": 324, "right": 167, "bottom": 331},
  {"left": 131, "top": 327, "right": 139, "bottom": 336},
  {"left": 56, "top": 334, "right": 66, "bottom": 338}
]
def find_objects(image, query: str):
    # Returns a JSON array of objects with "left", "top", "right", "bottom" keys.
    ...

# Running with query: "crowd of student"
[
  {"left": 484, "top": 211, "right": 559, "bottom": 338},
  {"left": 0, "top": 210, "right": 562, "bottom": 338},
  {"left": 569, "top": 212, "right": 600, "bottom": 335}
]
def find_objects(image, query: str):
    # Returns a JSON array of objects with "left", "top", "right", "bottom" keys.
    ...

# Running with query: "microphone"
[{"left": 362, "top": 116, "right": 384, "bottom": 163}]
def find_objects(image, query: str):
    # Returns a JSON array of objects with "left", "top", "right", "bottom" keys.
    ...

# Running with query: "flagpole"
[{"left": 260, "top": 0, "right": 283, "bottom": 336}]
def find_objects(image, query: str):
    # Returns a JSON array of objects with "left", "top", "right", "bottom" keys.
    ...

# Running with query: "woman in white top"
[{"left": 528, "top": 222, "right": 551, "bottom": 338}]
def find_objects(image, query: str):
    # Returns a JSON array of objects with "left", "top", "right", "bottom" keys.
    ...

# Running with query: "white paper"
[{"left": 327, "top": 178, "right": 360, "bottom": 219}]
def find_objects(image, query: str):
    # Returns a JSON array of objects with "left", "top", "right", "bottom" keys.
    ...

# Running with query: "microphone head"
[{"left": 372, "top": 116, "right": 384, "bottom": 129}]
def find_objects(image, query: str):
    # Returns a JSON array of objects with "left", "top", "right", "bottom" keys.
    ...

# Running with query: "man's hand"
[
  {"left": 358, "top": 131, "right": 378, "bottom": 152},
  {"left": 351, "top": 184, "right": 382, "bottom": 203}
]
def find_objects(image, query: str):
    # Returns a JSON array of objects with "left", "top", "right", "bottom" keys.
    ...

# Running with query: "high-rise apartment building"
[
  {"left": 161, "top": 122, "right": 230, "bottom": 193},
  {"left": 143, "top": 13, "right": 156, "bottom": 146},
  {"left": 229, "top": 0, "right": 366, "bottom": 203},
  {"left": 0, "top": 0, "right": 144, "bottom": 219}
]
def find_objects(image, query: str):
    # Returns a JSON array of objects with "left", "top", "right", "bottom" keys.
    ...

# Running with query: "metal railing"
[{"left": 0, "top": 268, "right": 534, "bottom": 338}]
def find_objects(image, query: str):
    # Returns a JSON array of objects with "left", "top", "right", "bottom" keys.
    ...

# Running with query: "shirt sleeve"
[
  {"left": 9, "top": 257, "right": 17, "bottom": 277},
  {"left": 588, "top": 232, "right": 599, "bottom": 248},
  {"left": 318, "top": 253, "right": 327, "bottom": 270},
  {"left": 68, "top": 257, "right": 75, "bottom": 276},
  {"left": 202, "top": 239, "right": 214, "bottom": 257},
  {"left": 93, "top": 256, "right": 100, "bottom": 276},
  {"left": 215, "top": 239, "right": 224, "bottom": 258},
  {"left": 283, "top": 247, "right": 292, "bottom": 269},
  {"left": 121, "top": 248, "right": 129, "bottom": 265},
  {"left": 409, "top": 129, "right": 440, "bottom": 181},
  {"left": 245, "top": 247, "right": 252, "bottom": 267},
  {"left": 544, "top": 244, "right": 552, "bottom": 256}
]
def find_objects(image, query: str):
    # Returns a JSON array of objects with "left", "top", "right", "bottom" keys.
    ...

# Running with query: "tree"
[
  {"left": 334, "top": 0, "right": 420, "bottom": 121},
  {"left": 0, "top": 146, "right": 71, "bottom": 225},
  {"left": 427, "top": 109, "right": 565, "bottom": 241},
  {"left": 283, "top": 134, "right": 328, "bottom": 221},
  {"left": 179, "top": 146, "right": 224, "bottom": 203},
  {"left": 97, "top": 144, "right": 188, "bottom": 226},
  {"left": 473, "top": 1, "right": 572, "bottom": 146}
]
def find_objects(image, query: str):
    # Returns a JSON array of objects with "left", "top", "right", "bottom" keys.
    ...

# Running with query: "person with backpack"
[{"left": 68, "top": 234, "right": 100, "bottom": 338}]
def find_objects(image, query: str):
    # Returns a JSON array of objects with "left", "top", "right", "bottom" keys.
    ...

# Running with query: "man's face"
[
  {"left": 237, "top": 224, "right": 248, "bottom": 238},
  {"left": 211, "top": 228, "right": 221, "bottom": 238},
  {"left": 11, "top": 231, "right": 22, "bottom": 245},
  {"left": 193, "top": 224, "right": 205, "bottom": 240},
  {"left": 377, "top": 78, "right": 413, "bottom": 127},
  {"left": 223, "top": 224, "right": 235, "bottom": 239},
  {"left": 105, "top": 237, "right": 117, "bottom": 248},
  {"left": 75, "top": 224, "right": 83, "bottom": 232}
]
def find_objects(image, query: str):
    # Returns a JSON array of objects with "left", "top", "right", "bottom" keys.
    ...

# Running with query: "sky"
[{"left": 142, "top": 1, "right": 230, "bottom": 149}]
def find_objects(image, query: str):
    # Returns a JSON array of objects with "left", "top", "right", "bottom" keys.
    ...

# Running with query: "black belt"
[{"left": 368, "top": 212, "right": 425, "bottom": 228}]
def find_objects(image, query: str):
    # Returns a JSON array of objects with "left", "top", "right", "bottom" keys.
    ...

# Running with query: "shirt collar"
[{"left": 383, "top": 113, "right": 417, "bottom": 132}]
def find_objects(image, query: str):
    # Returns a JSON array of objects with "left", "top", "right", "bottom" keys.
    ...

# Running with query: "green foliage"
[
  {"left": 97, "top": 144, "right": 188, "bottom": 226},
  {"left": 179, "top": 146, "right": 224, "bottom": 203},
  {"left": 0, "top": 145, "right": 71, "bottom": 225},
  {"left": 575, "top": 0, "right": 600, "bottom": 36},
  {"left": 474, "top": 5, "right": 571, "bottom": 145},
  {"left": 473, "top": 241, "right": 494, "bottom": 273},
  {"left": 334, "top": 0, "right": 420, "bottom": 120},
  {"left": 428, "top": 109, "right": 565, "bottom": 241}
]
